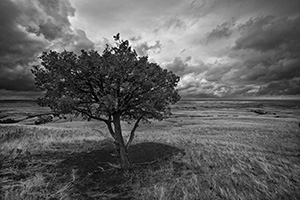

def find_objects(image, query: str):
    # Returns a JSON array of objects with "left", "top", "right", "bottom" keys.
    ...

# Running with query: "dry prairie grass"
[
  {"left": 128, "top": 116, "right": 300, "bottom": 200},
  {"left": 1, "top": 100, "right": 300, "bottom": 199}
]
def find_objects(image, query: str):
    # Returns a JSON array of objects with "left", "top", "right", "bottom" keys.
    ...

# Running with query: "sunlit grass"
[
  {"left": 123, "top": 116, "right": 300, "bottom": 199},
  {"left": 0, "top": 123, "right": 107, "bottom": 155},
  {"left": 1, "top": 109, "right": 300, "bottom": 199}
]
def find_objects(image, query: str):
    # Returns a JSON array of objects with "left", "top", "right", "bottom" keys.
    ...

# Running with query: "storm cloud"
[
  {"left": 228, "top": 15, "right": 300, "bottom": 96},
  {"left": 0, "top": 0, "right": 94, "bottom": 91},
  {"left": 206, "top": 18, "right": 236, "bottom": 43},
  {"left": 235, "top": 15, "right": 300, "bottom": 53},
  {"left": 174, "top": 12, "right": 300, "bottom": 97},
  {"left": 1, "top": 0, "right": 300, "bottom": 98}
]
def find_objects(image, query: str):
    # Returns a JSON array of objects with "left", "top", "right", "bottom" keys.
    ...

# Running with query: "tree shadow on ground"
[
  {"left": 1, "top": 139, "right": 184, "bottom": 199},
  {"left": 51, "top": 140, "right": 185, "bottom": 199}
]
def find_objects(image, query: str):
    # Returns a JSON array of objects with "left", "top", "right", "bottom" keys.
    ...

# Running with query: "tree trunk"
[
  {"left": 113, "top": 113, "right": 132, "bottom": 169},
  {"left": 126, "top": 115, "right": 143, "bottom": 149}
]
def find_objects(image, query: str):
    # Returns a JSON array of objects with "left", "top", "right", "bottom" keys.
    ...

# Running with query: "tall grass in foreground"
[
  {"left": 0, "top": 124, "right": 107, "bottom": 155},
  {"left": 1, "top": 116, "right": 300, "bottom": 200},
  {"left": 130, "top": 117, "right": 300, "bottom": 200},
  {"left": 1, "top": 123, "right": 108, "bottom": 200}
]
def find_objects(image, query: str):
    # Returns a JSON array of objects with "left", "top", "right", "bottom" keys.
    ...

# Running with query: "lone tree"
[{"left": 32, "top": 34, "right": 180, "bottom": 169}]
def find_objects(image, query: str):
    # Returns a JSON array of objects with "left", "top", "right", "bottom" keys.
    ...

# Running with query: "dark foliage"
[{"left": 31, "top": 34, "right": 180, "bottom": 168}]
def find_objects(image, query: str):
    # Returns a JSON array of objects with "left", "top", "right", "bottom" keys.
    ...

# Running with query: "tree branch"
[
  {"left": 73, "top": 70, "right": 101, "bottom": 102},
  {"left": 105, "top": 115, "right": 116, "bottom": 140},
  {"left": 126, "top": 115, "right": 143, "bottom": 149},
  {"left": 72, "top": 107, "right": 109, "bottom": 123},
  {"left": 87, "top": 80, "right": 100, "bottom": 102}
]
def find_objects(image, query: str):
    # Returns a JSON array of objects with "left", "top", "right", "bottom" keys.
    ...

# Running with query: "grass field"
[{"left": 1, "top": 99, "right": 300, "bottom": 199}]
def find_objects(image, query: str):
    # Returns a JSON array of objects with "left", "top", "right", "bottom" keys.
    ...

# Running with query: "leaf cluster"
[{"left": 32, "top": 34, "right": 180, "bottom": 123}]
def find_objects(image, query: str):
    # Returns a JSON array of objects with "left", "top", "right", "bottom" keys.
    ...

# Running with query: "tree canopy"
[{"left": 32, "top": 34, "right": 180, "bottom": 169}]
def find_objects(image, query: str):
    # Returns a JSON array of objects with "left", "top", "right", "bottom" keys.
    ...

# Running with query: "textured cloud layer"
[
  {"left": 0, "top": 0, "right": 94, "bottom": 91},
  {"left": 1, "top": 0, "right": 300, "bottom": 98},
  {"left": 165, "top": 11, "right": 300, "bottom": 97}
]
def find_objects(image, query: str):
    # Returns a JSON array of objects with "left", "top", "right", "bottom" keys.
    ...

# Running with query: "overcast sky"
[{"left": 1, "top": 0, "right": 300, "bottom": 99}]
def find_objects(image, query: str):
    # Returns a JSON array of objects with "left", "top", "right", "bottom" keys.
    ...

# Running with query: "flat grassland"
[{"left": 1, "top": 99, "right": 300, "bottom": 199}]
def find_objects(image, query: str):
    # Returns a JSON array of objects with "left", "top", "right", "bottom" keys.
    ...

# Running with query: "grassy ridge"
[{"left": 1, "top": 101, "right": 300, "bottom": 199}]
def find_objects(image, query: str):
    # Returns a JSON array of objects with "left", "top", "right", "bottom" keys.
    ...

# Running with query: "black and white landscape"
[
  {"left": 1, "top": 98, "right": 300, "bottom": 199},
  {"left": 1, "top": 0, "right": 300, "bottom": 199}
]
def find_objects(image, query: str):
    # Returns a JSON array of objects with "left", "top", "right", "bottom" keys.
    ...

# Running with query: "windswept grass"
[
  {"left": 0, "top": 123, "right": 107, "bottom": 155},
  {"left": 0, "top": 123, "right": 110, "bottom": 200},
  {"left": 126, "top": 116, "right": 300, "bottom": 200},
  {"left": 1, "top": 100, "right": 300, "bottom": 199}
]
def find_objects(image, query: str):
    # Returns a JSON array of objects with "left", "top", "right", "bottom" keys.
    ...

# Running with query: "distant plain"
[{"left": 1, "top": 98, "right": 300, "bottom": 199}]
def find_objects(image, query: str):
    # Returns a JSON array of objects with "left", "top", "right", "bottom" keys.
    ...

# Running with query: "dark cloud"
[
  {"left": 0, "top": 1, "right": 45, "bottom": 57},
  {"left": 187, "top": 0, "right": 300, "bottom": 25},
  {"left": 165, "top": 56, "right": 206, "bottom": 76},
  {"left": 205, "top": 64, "right": 236, "bottom": 83},
  {"left": 212, "top": 15, "right": 300, "bottom": 96},
  {"left": 211, "top": 55, "right": 300, "bottom": 96},
  {"left": 206, "top": 18, "right": 236, "bottom": 43},
  {"left": 258, "top": 79, "right": 300, "bottom": 96},
  {"left": 227, "top": 85, "right": 259, "bottom": 97},
  {"left": 166, "top": 53, "right": 297, "bottom": 97},
  {"left": 135, "top": 41, "right": 162, "bottom": 56},
  {"left": 167, "top": 50, "right": 300, "bottom": 97},
  {"left": 16, "top": 0, "right": 75, "bottom": 41},
  {"left": 235, "top": 15, "right": 300, "bottom": 53},
  {"left": 0, "top": 74, "right": 36, "bottom": 91},
  {"left": 0, "top": 0, "right": 47, "bottom": 91},
  {"left": 0, "top": 0, "right": 94, "bottom": 92},
  {"left": 241, "top": 57, "right": 300, "bottom": 84},
  {"left": 165, "top": 57, "right": 189, "bottom": 75}
]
